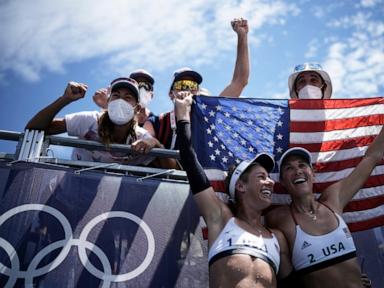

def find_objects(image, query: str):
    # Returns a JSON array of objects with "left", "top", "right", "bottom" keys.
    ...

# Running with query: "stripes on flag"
[{"left": 191, "top": 96, "right": 384, "bottom": 232}]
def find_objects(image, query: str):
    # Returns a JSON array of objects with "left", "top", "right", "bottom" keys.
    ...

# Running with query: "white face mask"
[
  {"left": 107, "top": 99, "right": 135, "bottom": 125},
  {"left": 298, "top": 85, "right": 323, "bottom": 99},
  {"left": 139, "top": 87, "right": 152, "bottom": 107}
]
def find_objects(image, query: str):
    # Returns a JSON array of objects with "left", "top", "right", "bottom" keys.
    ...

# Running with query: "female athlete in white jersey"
[{"left": 175, "top": 92, "right": 293, "bottom": 288}]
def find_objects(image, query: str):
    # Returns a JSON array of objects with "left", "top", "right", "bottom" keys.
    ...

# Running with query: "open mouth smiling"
[{"left": 293, "top": 177, "right": 306, "bottom": 184}]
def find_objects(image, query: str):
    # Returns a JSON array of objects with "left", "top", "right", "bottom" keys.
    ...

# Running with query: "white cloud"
[
  {"left": 0, "top": 0, "right": 298, "bottom": 82},
  {"left": 270, "top": 91, "right": 289, "bottom": 99},
  {"left": 360, "top": 0, "right": 381, "bottom": 7},
  {"left": 305, "top": 38, "right": 319, "bottom": 58},
  {"left": 323, "top": 11, "right": 384, "bottom": 98},
  {"left": 311, "top": 2, "right": 346, "bottom": 19},
  {"left": 312, "top": 6, "right": 328, "bottom": 18}
]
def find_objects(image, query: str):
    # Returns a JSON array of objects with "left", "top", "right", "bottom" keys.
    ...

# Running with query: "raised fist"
[
  {"left": 63, "top": 81, "right": 88, "bottom": 102},
  {"left": 231, "top": 18, "right": 248, "bottom": 35}
]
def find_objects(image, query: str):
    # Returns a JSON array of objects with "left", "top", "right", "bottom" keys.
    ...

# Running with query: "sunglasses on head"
[
  {"left": 293, "top": 63, "right": 323, "bottom": 73},
  {"left": 172, "top": 80, "right": 199, "bottom": 91},
  {"left": 138, "top": 82, "right": 153, "bottom": 91}
]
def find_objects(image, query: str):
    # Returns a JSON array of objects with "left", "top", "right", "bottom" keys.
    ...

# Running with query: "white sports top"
[
  {"left": 291, "top": 204, "right": 356, "bottom": 274},
  {"left": 208, "top": 217, "right": 280, "bottom": 274}
]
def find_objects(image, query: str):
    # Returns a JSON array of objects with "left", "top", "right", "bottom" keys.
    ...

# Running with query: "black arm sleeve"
[{"left": 177, "top": 120, "right": 211, "bottom": 194}]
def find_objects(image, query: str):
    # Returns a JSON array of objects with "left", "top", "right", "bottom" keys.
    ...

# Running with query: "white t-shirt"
[{"left": 65, "top": 111, "right": 155, "bottom": 166}]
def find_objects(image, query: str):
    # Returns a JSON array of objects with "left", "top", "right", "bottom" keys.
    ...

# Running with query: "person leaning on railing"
[
  {"left": 92, "top": 69, "right": 156, "bottom": 128},
  {"left": 25, "top": 78, "right": 177, "bottom": 169}
]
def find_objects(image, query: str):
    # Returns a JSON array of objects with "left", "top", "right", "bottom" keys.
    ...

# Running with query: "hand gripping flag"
[{"left": 190, "top": 96, "right": 384, "bottom": 232}]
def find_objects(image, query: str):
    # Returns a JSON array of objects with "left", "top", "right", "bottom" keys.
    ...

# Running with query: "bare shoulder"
[
  {"left": 270, "top": 228, "right": 285, "bottom": 241},
  {"left": 270, "top": 228, "right": 289, "bottom": 252},
  {"left": 267, "top": 205, "right": 290, "bottom": 218},
  {"left": 319, "top": 183, "right": 343, "bottom": 213},
  {"left": 265, "top": 205, "right": 291, "bottom": 227}
]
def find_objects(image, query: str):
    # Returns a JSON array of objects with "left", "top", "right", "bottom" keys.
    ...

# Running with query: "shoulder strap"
[
  {"left": 169, "top": 111, "right": 177, "bottom": 150},
  {"left": 318, "top": 201, "right": 335, "bottom": 213}
]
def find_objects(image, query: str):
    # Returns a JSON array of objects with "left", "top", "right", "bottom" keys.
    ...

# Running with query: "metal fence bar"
[
  {"left": 38, "top": 157, "right": 187, "bottom": 180},
  {"left": 47, "top": 135, "right": 180, "bottom": 158},
  {"left": 0, "top": 130, "right": 21, "bottom": 141},
  {"left": 0, "top": 129, "right": 186, "bottom": 180},
  {"left": 0, "top": 152, "right": 15, "bottom": 159},
  {"left": 0, "top": 129, "right": 180, "bottom": 159}
]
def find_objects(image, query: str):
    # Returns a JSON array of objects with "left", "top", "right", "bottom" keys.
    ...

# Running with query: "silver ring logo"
[{"left": 0, "top": 204, "right": 155, "bottom": 288}]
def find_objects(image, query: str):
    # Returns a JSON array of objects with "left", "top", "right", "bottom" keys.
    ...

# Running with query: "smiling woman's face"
[
  {"left": 280, "top": 154, "right": 314, "bottom": 195},
  {"left": 236, "top": 163, "right": 275, "bottom": 208}
]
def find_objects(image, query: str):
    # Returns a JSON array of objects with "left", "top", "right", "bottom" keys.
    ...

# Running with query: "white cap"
[
  {"left": 228, "top": 153, "right": 275, "bottom": 202},
  {"left": 278, "top": 147, "right": 312, "bottom": 173},
  {"left": 288, "top": 63, "right": 332, "bottom": 99},
  {"left": 130, "top": 69, "right": 155, "bottom": 85}
]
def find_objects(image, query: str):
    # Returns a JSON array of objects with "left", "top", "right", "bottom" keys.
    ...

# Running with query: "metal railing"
[{"left": 0, "top": 129, "right": 187, "bottom": 181}]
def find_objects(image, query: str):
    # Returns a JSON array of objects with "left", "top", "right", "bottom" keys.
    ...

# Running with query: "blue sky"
[{"left": 0, "top": 0, "right": 383, "bottom": 155}]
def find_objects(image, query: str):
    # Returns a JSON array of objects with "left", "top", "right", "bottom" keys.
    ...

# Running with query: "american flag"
[{"left": 191, "top": 96, "right": 384, "bottom": 232}]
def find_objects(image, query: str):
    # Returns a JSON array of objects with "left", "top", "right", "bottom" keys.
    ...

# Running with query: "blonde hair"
[{"left": 98, "top": 111, "right": 137, "bottom": 146}]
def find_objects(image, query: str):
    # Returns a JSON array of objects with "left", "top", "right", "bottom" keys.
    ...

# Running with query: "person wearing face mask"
[
  {"left": 25, "top": 77, "right": 169, "bottom": 167},
  {"left": 287, "top": 63, "right": 375, "bottom": 287},
  {"left": 288, "top": 63, "right": 332, "bottom": 99},
  {"left": 129, "top": 69, "right": 156, "bottom": 126},
  {"left": 92, "top": 69, "right": 156, "bottom": 127}
]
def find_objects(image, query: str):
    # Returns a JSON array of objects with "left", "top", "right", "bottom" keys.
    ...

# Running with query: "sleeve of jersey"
[
  {"left": 177, "top": 120, "right": 211, "bottom": 194},
  {"left": 135, "top": 125, "right": 153, "bottom": 140},
  {"left": 65, "top": 111, "right": 98, "bottom": 137}
]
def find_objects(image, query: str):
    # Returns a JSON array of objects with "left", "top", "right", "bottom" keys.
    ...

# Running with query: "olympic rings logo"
[{"left": 0, "top": 204, "right": 155, "bottom": 288}]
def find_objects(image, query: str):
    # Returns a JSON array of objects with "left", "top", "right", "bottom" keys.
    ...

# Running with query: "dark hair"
[
  {"left": 98, "top": 111, "right": 137, "bottom": 146},
  {"left": 294, "top": 71, "right": 325, "bottom": 92}
]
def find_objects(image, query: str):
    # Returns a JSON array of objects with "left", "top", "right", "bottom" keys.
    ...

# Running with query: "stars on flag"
[{"left": 192, "top": 96, "right": 290, "bottom": 171}]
